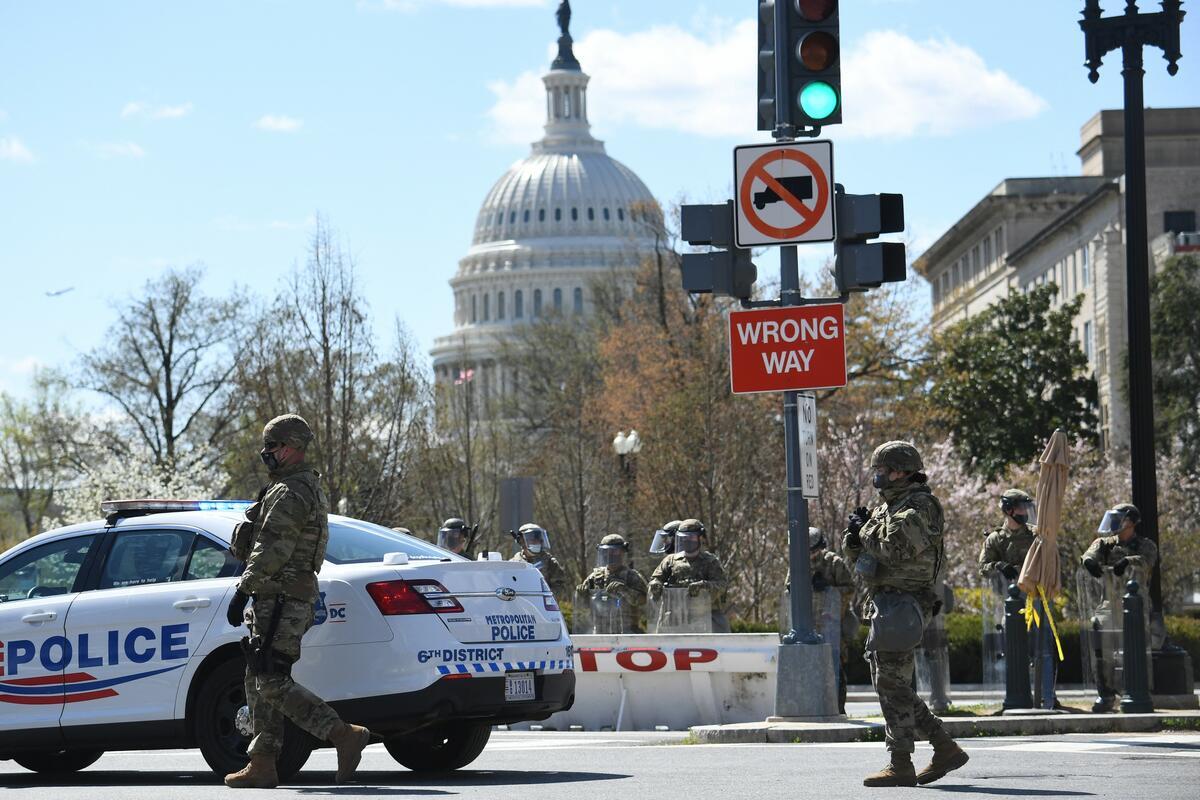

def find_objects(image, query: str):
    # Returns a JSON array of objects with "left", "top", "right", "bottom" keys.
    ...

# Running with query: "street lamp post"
[
  {"left": 1080, "top": 0, "right": 1185, "bottom": 615},
  {"left": 612, "top": 429, "right": 643, "bottom": 476}
]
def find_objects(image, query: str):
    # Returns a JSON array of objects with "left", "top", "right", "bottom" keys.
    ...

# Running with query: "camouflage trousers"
[
  {"left": 868, "top": 647, "right": 951, "bottom": 754},
  {"left": 245, "top": 595, "right": 342, "bottom": 756}
]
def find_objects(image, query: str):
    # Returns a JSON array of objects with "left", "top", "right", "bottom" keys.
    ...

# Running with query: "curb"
[{"left": 688, "top": 711, "right": 1200, "bottom": 744}]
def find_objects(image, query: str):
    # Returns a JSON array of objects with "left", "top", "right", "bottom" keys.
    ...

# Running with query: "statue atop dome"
[{"left": 551, "top": 1, "right": 581, "bottom": 72}]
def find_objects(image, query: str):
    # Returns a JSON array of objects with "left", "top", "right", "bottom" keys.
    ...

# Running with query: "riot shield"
[
  {"left": 648, "top": 586, "right": 712, "bottom": 633},
  {"left": 572, "top": 590, "right": 635, "bottom": 634},
  {"left": 916, "top": 580, "right": 952, "bottom": 713},
  {"left": 1076, "top": 566, "right": 1123, "bottom": 712},
  {"left": 778, "top": 587, "right": 842, "bottom": 660},
  {"left": 981, "top": 571, "right": 1008, "bottom": 702}
]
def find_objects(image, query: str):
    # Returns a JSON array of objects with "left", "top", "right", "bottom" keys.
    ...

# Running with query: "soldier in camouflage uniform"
[
  {"left": 1082, "top": 503, "right": 1158, "bottom": 579},
  {"left": 842, "top": 441, "right": 967, "bottom": 787},
  {"left": 224, "top": 414, "right": 371, "bottom": 789},
  {"left": 978, "top": 489, "right": 1038, "bottom": 582},
  {"left": 509, "top": 523, "right": 568, "bottom": 598},
  {"left": 648, "top": 519, "right": 729, "bottom": 632},
  {"left": 576, "top": 534, "right": 649, "bottom": 632}
]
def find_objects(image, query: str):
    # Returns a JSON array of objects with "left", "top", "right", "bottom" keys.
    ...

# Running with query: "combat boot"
[
  {"left": 329, "top": 721, "right": 372, "bottom": 784},
  {"left": 863, "top": 751, "right": 917, "bottom": 787},
  {"left": 917, "top": 737, "right": 970, "bottom": 785},
  {"left": 224, "top": 754, "right": 278, "bottom": 789}
]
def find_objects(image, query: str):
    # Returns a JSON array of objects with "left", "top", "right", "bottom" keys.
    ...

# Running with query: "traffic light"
[
  {"left": 789, "top": 0, "right": 842, "bottom": 127},
  {"left": 834, "top": 189, "right": 906, "bottom": 293},
  {"left": 681, "top": 202, "right": 758, "bottom": 301},
  {"left": 757, "top": 1, "right": 778, "bottom": 131}
]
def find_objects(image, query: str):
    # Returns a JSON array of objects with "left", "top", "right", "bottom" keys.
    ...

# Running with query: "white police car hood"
[{"left": 413, "top": 561, "right": 562, "bottom": 644}]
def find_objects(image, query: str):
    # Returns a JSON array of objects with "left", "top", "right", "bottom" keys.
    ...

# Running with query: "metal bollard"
[
  {"left": 1003, "top": 583, "right": 1032, "bottom": 710},
  {"left": 1120, "top": 580, "right": 1154, "bottom": 713}
]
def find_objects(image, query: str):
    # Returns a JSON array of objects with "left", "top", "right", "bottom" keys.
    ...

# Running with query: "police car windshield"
[{"left": 325, "top": 519, "right": 452, "bottom": 564}]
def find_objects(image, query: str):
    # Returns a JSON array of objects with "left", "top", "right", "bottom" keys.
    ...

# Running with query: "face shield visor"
[
  {"left": 437, "top": 528, "right": 465, "bottom": 553},
  {"left": 521, "top": 528, "right": 550, "bottom": 554},
  {"left": 1010, "top": 500, "right": 1038, "bottom": 526},
  {"left": 596, "top": 544, "right": 627, "bottom": 569},
  {"left": 1097, "top": 509, "right": 1126, "bottom": 534},
  {"left": 649, "top": 529, "right": 674, "bottom": 554},
  {"left": 675, "top": 532, "right": 702, "bottom": 557}
]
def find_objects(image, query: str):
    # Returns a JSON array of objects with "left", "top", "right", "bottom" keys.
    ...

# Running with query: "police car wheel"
[
  {"left": 13, "top": 749, "right": 103, "bottom": 774},
  {"left": 193, "top": 658, "right": 313, "bottom": 781},
  {"left": 384, "top": 722, "right": 491, "bottom": 772}
]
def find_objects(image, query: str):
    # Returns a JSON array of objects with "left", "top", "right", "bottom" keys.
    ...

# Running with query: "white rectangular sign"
[
  {"left": 734, "top": 140, "right": 836, "bottom": 248},
  {"left": 797, "top": 392, "right": 818, "bottom": 499}
]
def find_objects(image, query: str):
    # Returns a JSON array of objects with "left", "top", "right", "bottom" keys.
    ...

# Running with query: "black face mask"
[
  {"left": 261, "top": 449, "right": 282, "bottom": 471},
  {"left": 1012, "top": 513, "right": 1029, "bottom": 526},
  {"left": 872, "top": 473, "right": 889, "bottom": 490}
]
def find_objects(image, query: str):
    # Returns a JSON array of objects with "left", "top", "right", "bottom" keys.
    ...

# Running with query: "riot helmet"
[
  {"left": 437, "top": 518, "right": 469, "bottom": 554},
  {"left": 1000, "top": 489, "right": 1038, "bottom": 526},
  {"left": 808, "top": 527, "right": 827, "bottom": 553},
  {"left": 1097, "top": 503, "right": 1140, "bottom": 535},
  {"left": 650, "top": 519, "right": 682, "bottom": 555},
  {"left": 519, "top": 523, "right": 551, "bottom": 554},
  {"left": 596, "top": 534, "right": 629, "bottom": 569},
  {"left": 675, "top": 519, "right": 706, "bottom": 557},
  {"left": 870, "top": 441, "right": 925, "bottom": 489}
]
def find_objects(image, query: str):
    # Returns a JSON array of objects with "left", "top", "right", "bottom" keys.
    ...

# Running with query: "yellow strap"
[
  {"left": 1038, "top": 585, "right": 1066, "bottom": 662},
  {"left": 1022, "top": 593, "right": 1040, "bottom": 629}
]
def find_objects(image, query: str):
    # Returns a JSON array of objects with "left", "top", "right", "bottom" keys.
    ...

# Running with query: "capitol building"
[{"left": 429, "top": 6, "right": 662, "bottom": 396}]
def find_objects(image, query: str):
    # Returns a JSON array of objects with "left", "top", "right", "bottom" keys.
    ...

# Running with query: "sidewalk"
[{"left": 690, "top": 709, "right": 1200, "bottom": 744}]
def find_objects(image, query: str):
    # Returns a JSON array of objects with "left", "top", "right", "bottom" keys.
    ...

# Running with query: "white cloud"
[
  {"left": 121, "top": 101, "right": 194, "bottom": 120},
  {"left": 486, "top": 23, "right": 1045, "bottom": 143},
  {"left": 0, "top": 136, "right": 34, "bottom": 163},
  {"left": 88, "top": 141, "right": 146, "bottom": 159},
  {"left": 254, "top": 114, "right": 303, "bottom": 133}
]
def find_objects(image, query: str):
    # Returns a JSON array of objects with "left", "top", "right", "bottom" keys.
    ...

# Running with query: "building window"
[
  {"left": 983, "top": 237, "right": 993, "bottom": 268},
  {"left": 509, "top": 211, "right": 516, "bottom": 224},
  {"left": 1083, "top": 321, "right": 1093, "bottom": 362},
  {"left": 483, "top": 293, "right": 490, "bottom": 321},
  {"left": 1081, "top": 246, "right": 1090, "bottom": 287},
  {"left": 533, "top": 289, "right": 542, "bottom": 317},
  {"left": 471, "top": 295, "right": 477, "bottom": 323},
  {"left": 1164, "top": 209, "right": 1196, "bottom": 234},
  {"left": 523, "top": 210, "right": 530, "bottom": 223},
  {"left": 994, "top": 228, "right": 1003, "bottom": 263},
  {"left": 971, "top": 246, "right": 980, "bottom": 279},
  {"left": 933, "top": 276, "right": 942, "bottom": 307},
  {"left": 555, "top": 208, "right": 562, "bottom": 222},
  {"left": 553, "top": 287, "right": 563, "bottom": 312},
  {"left": 603, "top": 208, "right": 610, "bottom": 221},
  {"left": 498, "top": 291, "right": 506, "bottom": 320},
  {"left": 573, "top": 287, "right": 583, "bottom": 314},
  {"left": 515, "top": 290, "right": 524, "bottom": 319},
  {"left": 618, "top": 208, "right": 625, "bottom": 221},
  {"left": 571, "top": 208, "right": 579, "bottom": 221},
  {"left": 587, "top": 207, "right": 595, "bottom": 221},
  {"left": 539, "top": 209, "right": 546, "bottom": 222}
]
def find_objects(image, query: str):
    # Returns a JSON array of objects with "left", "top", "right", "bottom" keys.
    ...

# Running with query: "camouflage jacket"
[
  {"left": 785, "top": 551, "right": 855, "bottom": 589},
  {"left": 237, "top": 464, "right": 329, "bottom": 602},
  {"left": 648, "top": 551, "right": 728, "bottom": 597},
  {"left": 978, "top": 524, "right": 1037, "bottom": 576},
  {"left": 1083, "top": 533, "right": 1158, "bottom": 572},
  {"left": 577, "top": 566, "right": 649, "bottom": 609},
  {"left": 842, "top": 481, "right": 944, "bottom": 603},
  {"left": 510, "top": 550, "right": 569, "bottom": 597}
]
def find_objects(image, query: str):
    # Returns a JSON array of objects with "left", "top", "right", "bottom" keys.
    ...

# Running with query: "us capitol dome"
[{"left": 430, "top": 1, "right": 662, "bottom": 394}]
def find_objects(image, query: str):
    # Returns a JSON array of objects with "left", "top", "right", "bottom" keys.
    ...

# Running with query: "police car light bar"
[{"left": 100, "top": 499, "right": 254, "bottom": 516}]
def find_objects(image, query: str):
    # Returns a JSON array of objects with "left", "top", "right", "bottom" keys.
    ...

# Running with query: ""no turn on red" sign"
[{"left": 727, "top": 304, "right": 847, "bottom": 395}]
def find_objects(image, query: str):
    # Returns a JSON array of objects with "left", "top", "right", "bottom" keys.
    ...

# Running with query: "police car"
[{"left": 0, "top": 500, "right": 575, "bottom": 778}]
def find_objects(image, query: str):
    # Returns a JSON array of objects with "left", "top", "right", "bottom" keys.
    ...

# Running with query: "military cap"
[
  {"left": 677, "top": 519, "right": 706, "bottom": 535},
  {"left": 600, "top": 533, "right": 628, "bottom": 548},
  {"left": 263, "top": 413, "right": 314, "bottom": 450},
  {"left": 871, "top": 440, "right": 923, "bottom": 472},
  {"left": 1113, "top": 503, "right": 1141, "bottom": 523}
]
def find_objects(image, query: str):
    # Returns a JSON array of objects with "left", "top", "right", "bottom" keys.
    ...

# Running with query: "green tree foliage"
[
  {"left": 1150, "top": 254, "right": 1200, "bottom": 470},
  {"left": 927, "top": 285, "right": 1098, "bottom": 479}
]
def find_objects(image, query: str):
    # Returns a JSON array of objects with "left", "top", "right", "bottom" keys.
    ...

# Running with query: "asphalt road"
[{"left": 2, "top": 730, "right": 1197, "bottom": 798}]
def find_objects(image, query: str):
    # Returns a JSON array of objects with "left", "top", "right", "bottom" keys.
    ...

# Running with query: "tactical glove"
[
  {"left": 1001, "top": 563, "right": 1019, "bottom": 581},
  {"left": 811, "top": 572, "right": 829, "bottom": 591},
  {"left": 843, "top": 531, "right": 862, "bottom": 551},
  {"left": 226, "top": 590, "right": 250, "bottom": 627},
  {"left": 847, "top": 506, "right": 870, "bottom": 535},
  {"left": 1113, "top": 557, "right": 1130, "bottom": 577},
  {"left": 1082, "top": 557, "right": 1103, "bottom": 579}
]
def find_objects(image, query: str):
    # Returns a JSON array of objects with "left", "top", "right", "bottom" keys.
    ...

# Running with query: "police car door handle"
[
  {"left": 173, "top": 597, "right": 212, "bottom": 610},
  {"left": 21, "top": 611, "right": 57, "bottom": 623}
]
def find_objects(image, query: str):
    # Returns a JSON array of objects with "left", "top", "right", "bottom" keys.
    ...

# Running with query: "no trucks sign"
[{"left": 727, "top": 304, "right": 847, "bottom": 394}]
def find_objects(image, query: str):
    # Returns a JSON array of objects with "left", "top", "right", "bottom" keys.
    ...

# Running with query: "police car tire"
[
  {"left": 384, "top": 722, "right": 491, "bottom": 772},
  {"left": 193, "top": 658, "right": 313, "bottom": 781},
  {"left": 12, "top": 749, "right": 103, "bottom": 774}
]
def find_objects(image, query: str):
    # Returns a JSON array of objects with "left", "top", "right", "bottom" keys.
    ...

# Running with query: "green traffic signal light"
[{"left": 799, "top": 81, "right": 838, "bottom": 120}]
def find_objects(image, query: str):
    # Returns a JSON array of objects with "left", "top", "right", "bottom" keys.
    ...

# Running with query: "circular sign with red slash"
[{"left": 733, "top": 141, "right": 836, "bottom": 248}]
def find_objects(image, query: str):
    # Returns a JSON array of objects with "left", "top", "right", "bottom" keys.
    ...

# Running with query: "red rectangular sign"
[{"left": 727, "top": 304, "right": 847, "bottom": 394}]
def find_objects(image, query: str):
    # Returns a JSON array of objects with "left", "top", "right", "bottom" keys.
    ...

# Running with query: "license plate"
[{"left": 504, "top": 671, "right": 536, "bottom": 702}]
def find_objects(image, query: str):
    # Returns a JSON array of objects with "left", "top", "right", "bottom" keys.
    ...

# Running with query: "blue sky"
[{"left": 1, "top": 0, "right": 1197, "bottom": 396}]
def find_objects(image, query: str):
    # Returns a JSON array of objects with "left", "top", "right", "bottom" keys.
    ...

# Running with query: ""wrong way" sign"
[{"left": 727, "top": 304, "right": 847, "bottom": 394}]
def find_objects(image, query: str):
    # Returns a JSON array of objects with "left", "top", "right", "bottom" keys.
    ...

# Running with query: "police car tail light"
[
  {"left": 541, "top": 579, "right": 559, "bottom": 611},
  {"left": 366, "top": 580, "right": 463, "bottom": 615}
]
